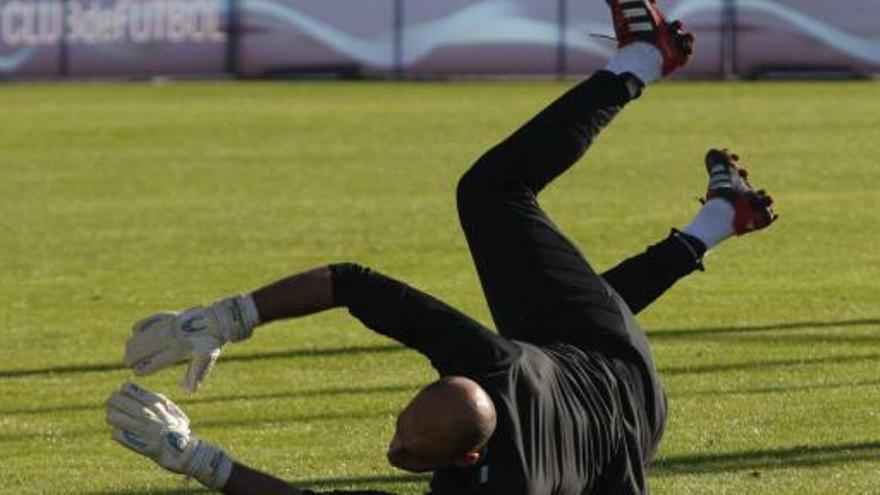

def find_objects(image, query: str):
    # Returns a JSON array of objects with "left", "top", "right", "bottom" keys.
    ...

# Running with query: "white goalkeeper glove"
[
  {"left": 124, "top": 295, "right": 260, "bottom": 392},
  {"left": 106, "top": 382, "right": 234, "bottom": 489}
]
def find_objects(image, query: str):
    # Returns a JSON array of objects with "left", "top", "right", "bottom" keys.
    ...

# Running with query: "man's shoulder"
[
  {"left": 429, "top": 465, "right": 483, "bottom": 495},
  {"left": 430, "top": 447, "right": 527, "bottom": 495}
]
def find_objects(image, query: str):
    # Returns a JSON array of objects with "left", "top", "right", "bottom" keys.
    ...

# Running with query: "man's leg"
[
  {"left": 456, "top": 69, "right": 678, "bottom": 467},
  {"left": 601, "top": 231, "right": 706, "bottom": 316},
  {"left": 603, "top": 149, "right": 778, "bottom": 315},
  {"left": 456, "top": 2, "right": 694, "bottom": 347},
  {"left": 457, "top": 70, "right": 638, "bottom": 345}
]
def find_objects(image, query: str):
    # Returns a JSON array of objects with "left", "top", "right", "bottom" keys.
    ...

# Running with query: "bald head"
[
  {"left": 419, "top": 376, "right": 497, "bottom": 453},
  {"left": 387, "top": 376, "right": 497, "bottom": 473}
]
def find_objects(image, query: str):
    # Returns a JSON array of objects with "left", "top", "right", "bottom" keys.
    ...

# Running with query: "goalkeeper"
[{"left": 106, "top": 1, "right": 777, "bottom": 493}]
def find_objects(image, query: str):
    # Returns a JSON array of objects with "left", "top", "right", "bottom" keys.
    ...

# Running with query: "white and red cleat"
[
  {"left": 606, "top": 0, "right": 694, "bottom": 75},
  {"left": 704, "top": 149, "right": 778, "bottom": 235}
]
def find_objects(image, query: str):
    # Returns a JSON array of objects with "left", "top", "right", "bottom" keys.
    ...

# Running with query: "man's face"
[{"left": 386, "top": 400, "right": 457, "bottom": 473}]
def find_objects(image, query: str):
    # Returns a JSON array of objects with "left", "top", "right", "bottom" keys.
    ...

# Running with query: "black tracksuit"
[{"left": 314, "top": 71, "right": 704, "bottom": 495}]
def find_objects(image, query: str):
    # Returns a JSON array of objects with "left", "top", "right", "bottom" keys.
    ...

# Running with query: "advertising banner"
[
  {"left": 401, "top": 0, "right": 559, "bottom": 76},
  {"left": 236, "top": 0, "right": 393, "bottom": 77},
  {"left": 1, "top": 0, "right": 878, "bottom": 79},
  {"left": 0, "top": 0, "right": 230, "bottom": 77},
  {"left": 733, "top": 0, "right": 880, "bottom": 75},
  {"left": 0, "top": 1, "right": 64, "bottom": 76}
]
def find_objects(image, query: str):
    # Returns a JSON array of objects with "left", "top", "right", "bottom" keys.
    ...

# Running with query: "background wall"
[{"left": 1, "top": 0, "right": 879, "bottom": 79}]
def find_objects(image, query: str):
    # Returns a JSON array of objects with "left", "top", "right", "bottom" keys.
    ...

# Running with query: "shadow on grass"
[
  {"left": 14, "top": 349, "right": 880, "bottom": 414},
  {"left": 179, "top": 383, "right": 419, "bottom": 406},
  {"left": 0, "top": 408, "right": 399, "bottom": 444},
  {"left": 671, "top": 376, "right": 880, "bottom": 399},
  {"left": 653, "top": 440, "right": 880, "bottom": 475},
  {"left": 195, "top": 408, "right": 398, "bottom": 430},
  {"left": 6, "top": 318, "right": 878, "bottom": 381},
  {"left": 706, "top": 333, "right": 880, "bottom": 346},
  {"left": 81, "top": 440, "right": 880, "bottom": 493},
  {"left": 1, "top": 383, "right": 420, "bottom": 416},
  {"left": 659, "top": 352, "right": 880, "bottom": 376},
  {"left": 85, "top": 473, "right": 428, "bottom": 495},
  {"left": 86, "top": 489, "right": 210, "bottom": 495},
  {"left": 0, "top": 344, "right": 405, "bottom": 379},
  {"left": 650, "top": 318, "right": 880, "bottom": 341},
  {"left": 294, "top": 473, "right": 429, "bottom": 489}
]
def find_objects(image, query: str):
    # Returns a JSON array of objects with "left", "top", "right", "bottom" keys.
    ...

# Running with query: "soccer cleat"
[
  {"left": 703, "top": 148, "right": 778, "bottom": 235},
  {"left": 606, "top": 0, "right": 694, "bottom": 75}
]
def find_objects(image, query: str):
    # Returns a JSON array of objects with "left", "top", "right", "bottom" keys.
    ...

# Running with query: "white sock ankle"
[
  {"left": 683, "top": 199, "right": 736, "bottom": 250},
  {"left": 604, "top": 42, "right": 663, "bottom": 85}
]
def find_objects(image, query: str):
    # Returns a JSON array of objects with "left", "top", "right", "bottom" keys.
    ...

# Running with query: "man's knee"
[
  {"left": 456, "top": 166, "right": 488, "bottom": 217},
  {"left": 457, "top": 144, "right": 517, "bottom": 208}
]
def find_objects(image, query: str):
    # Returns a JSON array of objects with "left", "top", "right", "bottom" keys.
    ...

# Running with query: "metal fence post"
[
  {"left": 59, "top": 0, "right": 70, "bottom": 77},
  {"left": 226, "top": 0, "right": 241, "bottom": 78},
  {"left": 557, "top": 0, "right": 568, "bottom": 80},
  {"left": 393, "top": 0, "right": 404, "bottom": 78},
  {"left": 721, "top": 0, "right": 737, "bottom": 78}
]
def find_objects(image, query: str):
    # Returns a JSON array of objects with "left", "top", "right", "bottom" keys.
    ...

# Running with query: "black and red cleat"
[
  {"left": 704, "top": 148, "right": 778, "bottom": 235},
  {"left": 606, "top": 0, "right": 695, "bottom": 75}
]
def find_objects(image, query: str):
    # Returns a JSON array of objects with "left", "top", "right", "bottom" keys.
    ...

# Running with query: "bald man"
[{"left": 107, "top": 1, "right": 776, "bottom": 494}]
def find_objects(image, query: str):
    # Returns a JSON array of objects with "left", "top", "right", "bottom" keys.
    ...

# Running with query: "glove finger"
[
  {"left": 111, "top": 426, "right": 152, "bottom": 456},
  {"left": 123, "top": 381, "right": 191, "bottom": 425},
  {"left": 106, "top": 406, "right": 148, "bottom": 435},
  {"left": 125, "top": 315, "right": 177, "bottom": 367},
  {"left": 182, "top": 348, "right": 221, "bottom": 393},
  {"left": 126, "top": 382, "right": 190, "bottom": 430},
  {"left": 124, "top": 334, "right": 166, "bottom": 368},
  {"left": 152, "top": 401, "right": 192, "bottom": 430},
  {"left": 132, "top": 346, "right": 188, "bottom": 376},
  {"left": 111, "top": 383, "right": 191, "bottom": 435},
  {"left": 107, "top": 390, "right": 159, "bottom": 421},
  {"left": 121, "top": 381, "right": 175, "bottom": 409}
]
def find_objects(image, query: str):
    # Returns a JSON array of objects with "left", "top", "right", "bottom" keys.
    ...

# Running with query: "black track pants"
[
  {"left": 458, "top": 70, "right": 701, "bottom": 349},
  {"left": 456, "top": 72, "right": 703, "bottom": 448}
]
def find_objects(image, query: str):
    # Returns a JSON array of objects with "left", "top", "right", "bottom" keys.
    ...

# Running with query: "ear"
[{"left": 452, "top": 449, "right": 481, "bottom": 468}]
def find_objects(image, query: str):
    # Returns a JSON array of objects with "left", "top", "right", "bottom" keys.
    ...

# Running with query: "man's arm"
[
  {"left": 106, "top": 383, "right": 401, "bottom": 495},
  {"left": 327, "top": 263, "right": 518, "bottom": 376},
  {"left": 223, "top": 462, "right": 398, "bottom": 495},
  {"left": 251, "top": 266, "right": 338, "bottom": 322},
  {"left": 122, "top": 267, "right": 338, "bottom": 392},
  {"left": 223, "top": 463, "right": 304, "bottom": 494},
  {"left": 125, "top": 263, "right": 517, "bottom": 386},
  {"left": 249, "top": 263, "right": 517, "bottom": 376}
]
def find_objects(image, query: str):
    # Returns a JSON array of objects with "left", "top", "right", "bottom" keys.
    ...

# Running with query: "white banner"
[{"left": 1, "top": 0, "right": 226, "bottom": 47}]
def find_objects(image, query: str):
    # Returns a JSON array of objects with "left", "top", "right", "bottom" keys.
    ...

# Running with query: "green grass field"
[{"left": 1, "top": 79, "right": 878, "bottom": 495}]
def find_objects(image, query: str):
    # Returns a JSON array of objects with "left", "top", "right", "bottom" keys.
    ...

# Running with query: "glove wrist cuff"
[
  {"left": 187, "top": 440, "right": 234, "bottom": 490},
  {"left": 211, "top": 294, "right": 261, "bottom": 342}
]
